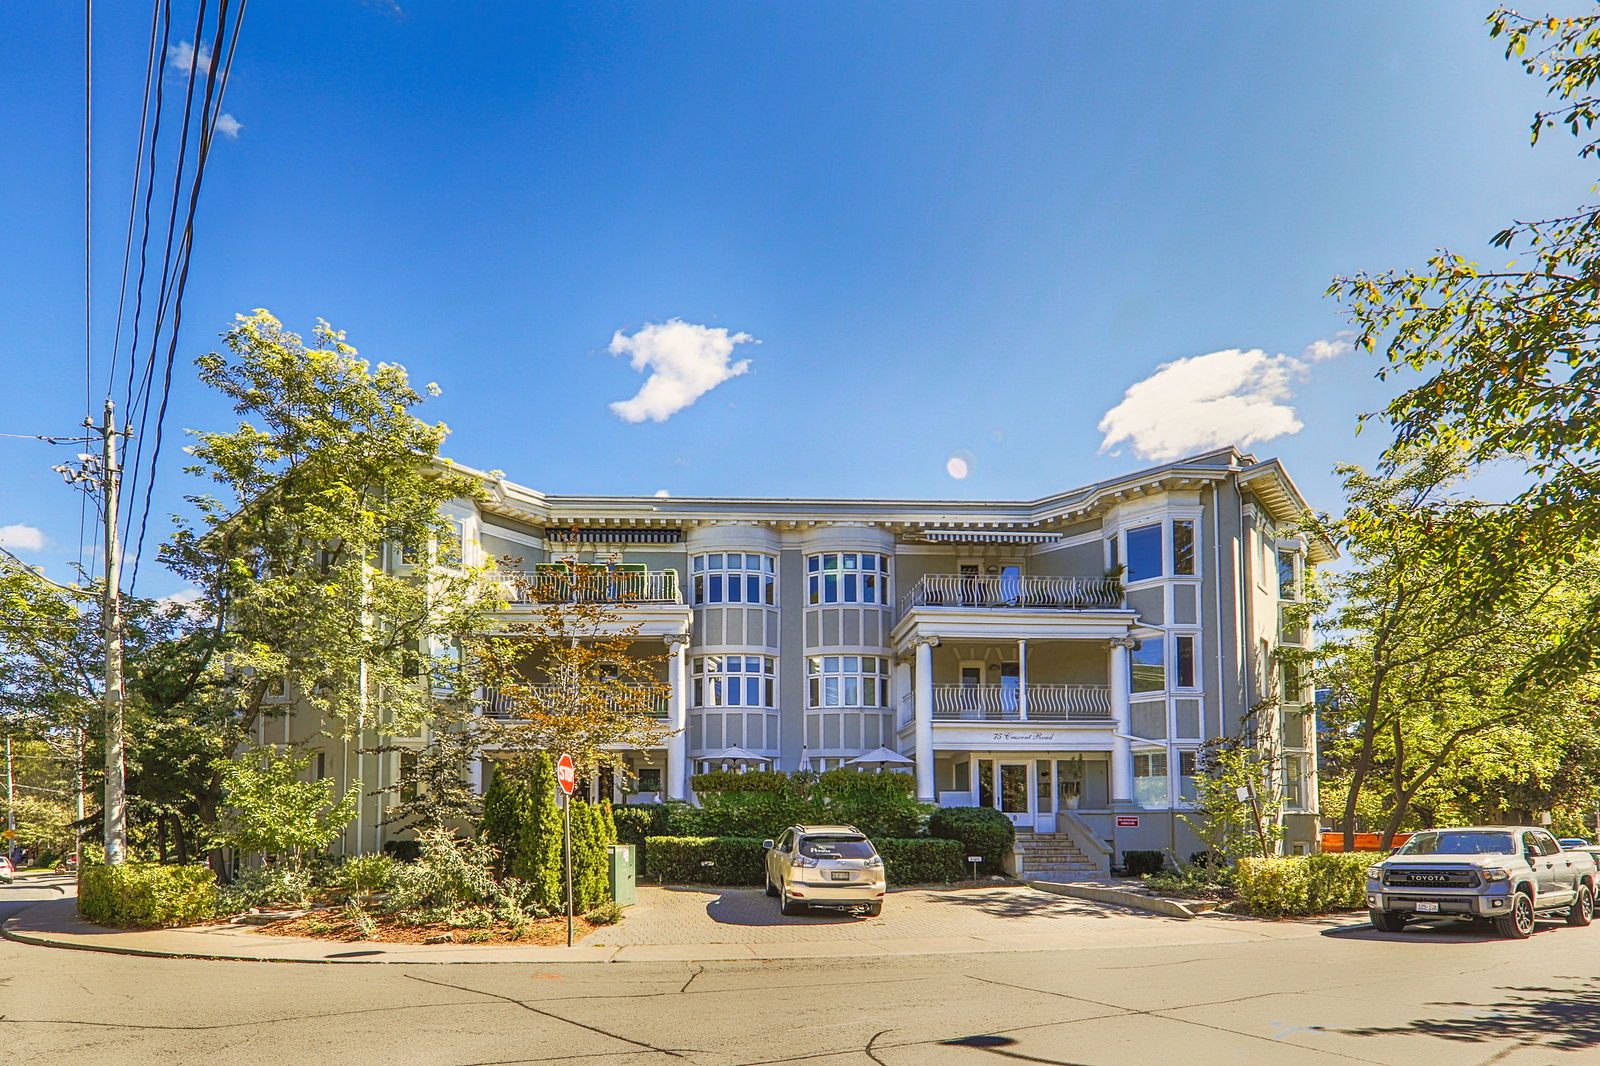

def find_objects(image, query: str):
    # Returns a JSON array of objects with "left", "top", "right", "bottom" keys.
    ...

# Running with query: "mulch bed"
[{"left": 252, "top": 910, "right": 602, "bottom": 946}]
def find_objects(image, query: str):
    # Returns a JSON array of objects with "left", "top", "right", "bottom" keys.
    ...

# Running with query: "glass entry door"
[{"left": 997, "top": 762, "right": 1031, "bottom": 827}]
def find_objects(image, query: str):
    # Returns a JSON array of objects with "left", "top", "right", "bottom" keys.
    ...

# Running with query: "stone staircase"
[{"left": 1013, "top": 829, "right": 1103, "bottom": 878}]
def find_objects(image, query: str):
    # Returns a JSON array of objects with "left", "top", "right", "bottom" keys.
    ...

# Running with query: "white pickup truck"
[{"left": 1365, "top": 826, "right": 1600, "bottom": 939}]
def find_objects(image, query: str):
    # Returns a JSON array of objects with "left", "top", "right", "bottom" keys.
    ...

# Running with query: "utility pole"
[{"left": 99, "top": 397, "right": 126, "bottom": 866}]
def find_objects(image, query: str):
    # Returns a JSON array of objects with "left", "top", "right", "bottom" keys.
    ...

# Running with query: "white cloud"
[
  {"left": 653, "top": 489, "right": 671, "bottom": 498},
  {"left": 214, "top": 113, "right": 242, "bottom": 139},
  {"left": 167, "top": 40, "right": 213, "bottom": 77},
  {"left": 1301, "top": 331, "right": 1355, "bottom": 363},
  {"left": 608, "top": 319, "right": 757, "bottom": 423},
  {"left": 1097, "top": 337, "right": 1352, "bottom": 461},
  {"left": 0, "top": 524, "right": 45, "bottom": 552},
  {"left": 159, "top": 587, "right": 209, "bottom": 620}
]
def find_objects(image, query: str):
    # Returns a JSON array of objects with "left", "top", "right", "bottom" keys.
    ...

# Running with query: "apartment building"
[{"left": 295, "top": 446, "right": 1331, "bottom": 874}]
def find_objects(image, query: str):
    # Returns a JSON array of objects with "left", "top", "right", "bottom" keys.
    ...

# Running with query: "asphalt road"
[{"left": 4, "top": 877, "right": 1600, "bottom": 1066}]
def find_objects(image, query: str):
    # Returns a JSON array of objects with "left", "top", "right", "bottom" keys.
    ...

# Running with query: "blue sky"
[{"left": 1, "top": 2, "right": 1590, "bottom": 598}]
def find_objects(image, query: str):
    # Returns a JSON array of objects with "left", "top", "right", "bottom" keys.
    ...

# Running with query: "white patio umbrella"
[
  {"left": 844, "top": 746, "right": 916, "bottom": 771},
  {"left": 699, "top": 747, "right": 773, "bottom": 770}
]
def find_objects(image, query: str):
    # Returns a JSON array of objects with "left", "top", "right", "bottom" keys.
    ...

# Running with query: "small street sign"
[
  {"left": 556, "top": 753, "right": 577, "bottom": 796},
  {"left": 0, "top": 830, "right": 15, "bottom": 841}
]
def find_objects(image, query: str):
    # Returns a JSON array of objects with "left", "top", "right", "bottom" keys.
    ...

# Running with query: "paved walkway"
[{"left": 2, "top": 874, "right": 1347, "bottom": 964}]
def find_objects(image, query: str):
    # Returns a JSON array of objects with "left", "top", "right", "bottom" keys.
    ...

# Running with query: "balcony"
[
  {"left": 482, "top": 684, "right": 669, "bottom": 720},
  {"left": 931, "top": 683, "right": 1111, "bottom": 722},
  {"left": 900, "top": 574, "right": 1121, "bottom": 614},
  {"left": 489, "top": 567, "right": 682, "bottom": 606}
]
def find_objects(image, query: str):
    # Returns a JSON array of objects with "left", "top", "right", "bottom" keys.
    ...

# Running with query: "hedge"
[
  {"left": 644, "top": 835, "right": 967, "bottom": 887},
  {"left": 1236, "top": 853, "right": 1370, "bottom": 917},
  {"left": 613, "top": 803, "right": 672, "bottom": 872},
  {"left": 927, "top": 807, "right": 1014, "bottom": 875},
  {"left": 878, "top": 838, "right": 965, "bottom": 884},
  {"left": 644, "top": 836, "right": 767, "bottom": 885},
  {"left": 1122, "top": 850, "right": 1165, "bottom": 876},
  {"left": 78, "top": 863, "right": 217, "bottom": 929}
]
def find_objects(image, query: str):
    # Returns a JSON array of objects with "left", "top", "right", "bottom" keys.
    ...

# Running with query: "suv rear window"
[
  {"left": 1397, "top": 831, "right": 1515, "bottom": 856},
  {"left": 798, "top": 836, "right": 876, "bottom": 859}
]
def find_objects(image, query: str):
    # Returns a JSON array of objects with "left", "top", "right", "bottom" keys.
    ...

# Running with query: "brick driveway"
[{"left": 594, "top": 883, "right": 1176, "bottom": 946}]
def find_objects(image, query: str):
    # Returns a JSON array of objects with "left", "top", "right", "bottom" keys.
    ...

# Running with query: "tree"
[
  {"left": 473, "top": 562, "right": 672, "bottom": 775},
  {"left": 161, "top": 310, "right": 494, "bottom": 863},
  {"left": 1329, "top": 8, "right": 1600, "bottom": 683},
  {"left": 1183, "top": 732, "right": 1283, "bottom": 865},
  {"left": 1300, "top": 449, "right": 1600, "bottom": 848},
  {"left": 219, "top": 749, "right": 360, "bottom": 866}
]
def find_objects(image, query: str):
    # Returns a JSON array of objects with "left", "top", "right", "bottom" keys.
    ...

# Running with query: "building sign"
[
  {"left": 1116, "top": 816, "right": 1140, "bottom": 828},
  {"left": 990, "top": 732, "right": 1054, "bottom": 742}
]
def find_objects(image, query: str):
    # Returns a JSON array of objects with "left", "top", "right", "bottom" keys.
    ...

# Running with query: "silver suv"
[{"left": 762, "top": 825, "right": 887, "bottom": 917}]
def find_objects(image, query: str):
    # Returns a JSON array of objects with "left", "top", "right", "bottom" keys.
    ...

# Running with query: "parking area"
[{"left": 596, "top": 883, "right": 1216, "bottom": 948}]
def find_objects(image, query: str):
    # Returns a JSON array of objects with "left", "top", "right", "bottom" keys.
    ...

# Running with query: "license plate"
[
  {"left": 1415, "top": 901, "right": 1439, "bottom": 913},
  {"left": 830, "top": 871, "right": 851, "bottom": 882}
]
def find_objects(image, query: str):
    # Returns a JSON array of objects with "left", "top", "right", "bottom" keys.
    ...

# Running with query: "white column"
[
  {"left": 666, "top": 634, "right": 690, "bottom": 801},
  {"left": 1017, "top": 639, "right": 1029, "bottom": 721},
  {"left": 1109, "top": 637, "right": 1136, "bottom": 806},
  {"left": 914, "top": 636, "right": 938, "bottom": 803}
]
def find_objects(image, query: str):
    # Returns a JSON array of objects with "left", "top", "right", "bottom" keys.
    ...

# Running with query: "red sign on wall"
[{"left": 1115, "top": 816, "right": 1140, "bottom": 828}]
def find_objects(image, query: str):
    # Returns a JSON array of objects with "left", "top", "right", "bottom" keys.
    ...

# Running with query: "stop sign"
[{"left": 555, "top": 753, "right": 577, "bottom": 795}]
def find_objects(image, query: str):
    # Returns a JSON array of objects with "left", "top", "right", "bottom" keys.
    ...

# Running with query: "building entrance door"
[{"left": 997, "top": 762, "right": 1031, "bottom": 827}]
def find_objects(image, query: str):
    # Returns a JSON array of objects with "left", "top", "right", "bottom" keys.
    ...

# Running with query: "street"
[{"left": 4, "top": 879, "right": 1600, "bottom": 1065}]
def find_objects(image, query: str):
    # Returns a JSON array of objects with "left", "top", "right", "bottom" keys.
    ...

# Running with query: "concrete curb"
[{"left": 1025, "top": 878, "right": 1201, "bottom": 919}]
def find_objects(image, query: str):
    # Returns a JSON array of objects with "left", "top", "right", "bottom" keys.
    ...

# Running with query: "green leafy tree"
[
  {"left": 160, "top": 310, "right": 493, "bottom": 862},
  {"left": 1329, "top": 8, "right": 1600, "bottom": 683},
  {"left": 219, "top": 749, "right": 360, "bottom": 866},
  {"left": 1183, "top": 732, "right": 1283, "bottom": 865},
  {"left": 1301, "top": 450, "right": 1600, "bottom": 848}
]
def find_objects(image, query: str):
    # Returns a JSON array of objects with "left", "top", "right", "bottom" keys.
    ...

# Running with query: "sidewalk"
[{"left": 3, "top": 879, "right": 1349, "bottom": 965}]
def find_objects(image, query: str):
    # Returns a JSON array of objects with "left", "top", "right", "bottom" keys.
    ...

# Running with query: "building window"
[
  {"left": 1107, "top": 532, "right": 1120, "bottom": 571},
  {"left": 1134, "top": 751, "right": 1169, "bottom": 807},
  {"left": 1130, "top": 638, "right": 1165, "bottom": 693},
  {"left": 1284, "top": 754, "right": 1305, "bottom": 808},
  {"left": 691, "top": 553, "right": 776, "bottom": 606},
  {"left": 1175, "top": 635, "right": 1196, "bottom": 689},
  {"left": 439, "top": 517, "right": 465, "bottom": 569},
  {"left": 807, "top": 656, "right": 889, "bottom": 707},
  {"left": 1177, "top": 750, "right": 1198, "bottom": 803},
  {"left": 634, "top": 767, "right": 662, "bottom": 793},
  {"left": 1277, "top": 549, "right": 1298, "bottom": 601},
  {"left": 1173, "top": 519, "right": 1196, "bottom": 576},
  {"left": 807, "top": 553, "right": 889, "bottom": 605},
  {"left": 692, "top": 655, "right": 776, "bottom": 708},
  {"left": 1124, "top": 524, "right": 1162, "bottom": 581},
  {"left": 1279, "top": 659, "right": 1303, "bottom": 705}
]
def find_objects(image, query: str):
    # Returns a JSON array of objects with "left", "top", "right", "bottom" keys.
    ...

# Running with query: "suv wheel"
[
  {"left": 861, "top": 901, "right": 882, "bottom": 917},
  {"left": 1494, "top": 892, "right": 1536, "bottom": 939},
  {"left": 1568, "top": 884, "right": 1594, "bottom": 927},
  {"left": 780, "top": 886, "right": 807, "bottom": 916},
  {"left": 1369, "top": 909, "right": 1408, "bottom": 933},
  {"left": 765, "top": 876, "right": 779, "bottom": 899}
]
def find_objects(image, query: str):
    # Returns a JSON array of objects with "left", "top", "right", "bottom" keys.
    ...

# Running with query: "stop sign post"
[{"left": 557, "top": 753, "right": 576, "bottom": 945}]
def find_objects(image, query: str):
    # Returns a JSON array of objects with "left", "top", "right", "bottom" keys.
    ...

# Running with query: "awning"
[{"left": 916, "top": 530, "right": 1061, "bottom": 544}]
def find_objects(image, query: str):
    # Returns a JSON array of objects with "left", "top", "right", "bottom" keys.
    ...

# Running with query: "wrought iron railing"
[
  {"left": 489, "top": 569, "right": 682, "bottom": 606},
  {"left": 482, "top": 684, "right": 669, "bottom": 719},
  {"left": 900, "top": 574, "right": 1121, "bottom": 614},
  {"left": 930, "top": 683, "right": 1111, "bottom": 721}
]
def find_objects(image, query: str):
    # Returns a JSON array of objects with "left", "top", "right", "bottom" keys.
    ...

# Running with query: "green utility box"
[{"left": 607, "top": 844, "right": 637, "bottom": 907}]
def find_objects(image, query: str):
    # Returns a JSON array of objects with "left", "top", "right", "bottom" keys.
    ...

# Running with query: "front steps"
[{"left": 1014, "top": 829, "right": 1103, "bottom": 877}]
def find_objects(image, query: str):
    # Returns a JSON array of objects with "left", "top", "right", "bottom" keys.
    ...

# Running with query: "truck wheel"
[
  {"left": 1494, "top": 892, "right": 1536, "bottom": 939},
  {"left": 1568, "top": 884, "right": 1594, "bottom": 927},
  {"left": 1369, "top": 909, "right": 1408, "bottom": 933}
]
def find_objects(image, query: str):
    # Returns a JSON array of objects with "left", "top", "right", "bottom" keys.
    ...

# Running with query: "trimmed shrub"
[
  {"left": 644, "top": 836, "right": 767, "bottom": 885},
  {"left": 1305, "top": 852, "right": 1369, "bottom": 912},
  {"left": 690, "top": 770, "right": 791, "bottom": 794},
  {"left": 928, "top": 807, "right": 1015, "bottom": 875},
  {"left": 1235, "top": 856, "right": 1313, "bottom": 917},
  {"left": 382, "top": 839, "right": 422, "bottom": 862},
  {"left": 79, "top": 863, "right": 217, "bottom": 929},
  {"left": 1122, "top": 850, "right": 1166, "bottom": 877},
  {"left": 879, "top": 838, "right": 965, "bottom": 885}
]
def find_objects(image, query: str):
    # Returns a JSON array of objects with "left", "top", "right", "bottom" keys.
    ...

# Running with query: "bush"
[
  {"left": 585, "top": 899, "right": 624, "bottom": 925},
  {"left": 78, "top": 863, "right": 217, "bottom": 929},
  {"left": 927, "top": 807, "right": 1015, "bottom": 875},
  {"left": 1235, "top": 857, "right": 1313, "bottom": 917},
  {"left": 1235, "top": 854, "right": 1371, "bottom": 917},
  {"left": 382, "top": 839, "right": 422, "bottom": 862},
  {"left": 219, "top": 862, "right": 321, "bottom": 912},
  {"left": 1143, "top": 862, "right": 1235, "bottom": 899},
  {"left": 1122, "top": 850, "right": 1166, "bottom": 876},
  {"left": 613, "top": 804, "right": 670, "bottom": 878},
  {"left": 689, "top": 769, "right": 792, "bottom": 793},
  {"left": 878, "top": 838, "right": 965, "bottom": 885},
  {"left": 644, "top": 836, "right": 767, "bottom": 885},
  {"left": 333, "top": 853, "right": 399, "bottom": 898},
  {"left": 1305, "top": 852, "right": 1369, "bottom": 912}
]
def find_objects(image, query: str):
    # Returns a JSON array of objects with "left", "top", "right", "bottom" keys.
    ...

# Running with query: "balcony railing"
[
  {"left": 931, "top": 683, "right": 1111, "bottom": 722},
  {"left": 482, "top": 684, "right": 669, "bottom": 719},
  {"left": 900, "top": 574, "right": 1121, "bottom": 614},
  {"left": 489, "top": 569, "right": 682, "bottom": 606}
]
